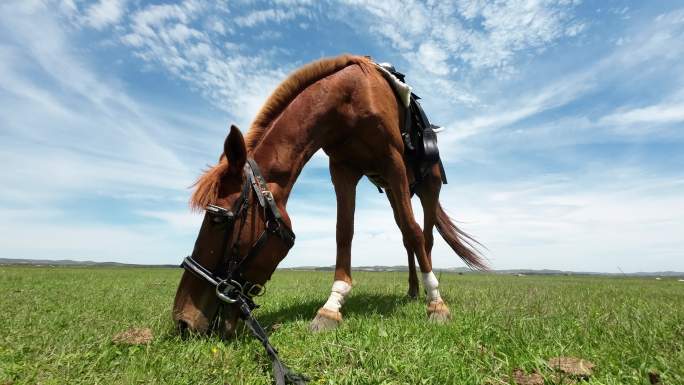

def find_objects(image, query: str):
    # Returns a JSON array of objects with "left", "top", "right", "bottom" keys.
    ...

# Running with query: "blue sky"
[{"left": 1, "top": 0, "right": 683, "bottom": 272}]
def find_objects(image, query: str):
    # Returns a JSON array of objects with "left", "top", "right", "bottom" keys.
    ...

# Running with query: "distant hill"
[
  {"left": 283, "top": 265, "right": 684, "bottom": 277},
  {"left": 1, "top": 258, "right": 682, "bottom": 277},
  {"left": 0, "top": 258, "right": 177, "bottom": 268}
]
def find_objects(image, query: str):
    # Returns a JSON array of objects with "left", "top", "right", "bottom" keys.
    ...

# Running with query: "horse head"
[{"left": 172, "top": 125, "right": 294, "bottom": 338}]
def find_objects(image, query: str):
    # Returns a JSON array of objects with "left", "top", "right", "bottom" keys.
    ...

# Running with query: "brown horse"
[{"left": 173, "top": 54, "right": 486, "bottom": 336}]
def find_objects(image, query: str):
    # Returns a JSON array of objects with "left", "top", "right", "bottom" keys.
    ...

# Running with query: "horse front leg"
[
  {"left": 386, "top": 192, "right": 420, "bottom": 299},
  {"left": 310, "top": 160, "right": 362, "bottom": 332},
  {"left": 407, "top": 252, "right": 420, "bottom": 299}
]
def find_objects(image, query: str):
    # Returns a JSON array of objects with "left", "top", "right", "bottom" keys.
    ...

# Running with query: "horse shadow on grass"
[
  {"left": 256, "top": 292, "right": 414, "bottom": 327},
  {"left": 157, "top": 292, "right": 413, "bottom": 341}
]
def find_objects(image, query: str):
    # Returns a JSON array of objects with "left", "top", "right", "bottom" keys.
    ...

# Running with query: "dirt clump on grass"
[
  {"left": 112, "top": 327, "right": 153, "bottom": 345},
  {"left": 495, "top": 357, "right": 596, "bottom": 384},
  {"left": 548, "top": 357, "right": 595, "bottom": 378},
  {"left": 270, "top": 323, "right": 283, "bottom": 332},
  {"left": 509, "top": 369, "right": 544, "bottom": 385}
]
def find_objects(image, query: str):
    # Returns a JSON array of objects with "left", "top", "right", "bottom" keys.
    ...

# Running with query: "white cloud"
[
  {"left": 440, "top": 171, "right": 684, "bottom": 273},
  {"left": 284, "top": 166, "right": 684, "bottom": 273},
  {"left": 65, "top": 0, "right": 589, "bottom": 136},
  {"left": 59, "top": 0, "right": 78, "bottom": 17},
  {"left": 435, "top": 6, "right": 684, "bottom": 153},
  {"left": 436, "top": 68, "right": 595, "bottom": 152},
  {"left": 341, "top": 0, "right": 583, "bottom": 71},
  {"left": 0, "top": 1, "right": 211, "bottom": 263},
  {"left": 458, "top": 0, "right": 585, "bottom": 68},
  {"left": 600, "top": 102, "right": 684, "bottom": 127},
  {"left": 332, "top": 0, "right": 585, "bottom": 129},
  {"left": 412, "top": 41, "right": 450, "bottom": 76},
  {"left": 119, "top": 2, "right": 288, "bottom": 127},
  {"left": 234, "top": 8, "right": 308, "bottom": 28},
  {"left": 83, "top": 0, "right": 127, "bottom": 30}
]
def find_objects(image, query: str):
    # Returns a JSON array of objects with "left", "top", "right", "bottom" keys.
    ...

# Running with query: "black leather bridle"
[
  {"left": 180, "top": 158, "right": 307, "bottom": 385},
  {"left": 182, "top": 158, "right": 295, "bottom": 304}
]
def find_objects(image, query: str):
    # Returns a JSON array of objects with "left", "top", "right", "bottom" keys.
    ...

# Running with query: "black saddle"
[{"left": 376, "top": 63, "right": 447, "bottom": 195}]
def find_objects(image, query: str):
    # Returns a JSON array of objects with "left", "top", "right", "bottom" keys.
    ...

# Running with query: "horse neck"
[{"left": 248, "top": 118, "right": 323, "bottom": 207}]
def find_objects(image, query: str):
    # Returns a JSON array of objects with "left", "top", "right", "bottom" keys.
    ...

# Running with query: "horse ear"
[{"left": 224, "top": 124, "right": 247, "bottom": 174}]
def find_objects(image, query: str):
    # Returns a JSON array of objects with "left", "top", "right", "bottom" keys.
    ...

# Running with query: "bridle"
[
  {"left": 182, "top": 158, "right": 295, "bottom": 305},
  {"left": 180, "top": 158, "right": 307, "bottom": 385}
]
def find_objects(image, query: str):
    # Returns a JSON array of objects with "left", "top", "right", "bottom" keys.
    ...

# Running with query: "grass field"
[{"left": 1, "top": 266, "right": 682, "bottom": 385}]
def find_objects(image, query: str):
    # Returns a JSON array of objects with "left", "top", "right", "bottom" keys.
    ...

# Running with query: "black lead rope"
[
  {"left": 182, "top": 256, "right": 309, "bottom": 385},
  {"left": 236, "top": 299, "right": 309, "bottom": 385}
]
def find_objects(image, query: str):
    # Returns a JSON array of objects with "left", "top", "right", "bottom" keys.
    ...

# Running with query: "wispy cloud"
[
  {"left": 0, "top": 2, "right": 191, "bottom": 176},
  {"left": 234, "top": 7, "right": 312, "bottom": 28},
  {"left": 437, "top": 6, "right": 684, "bottom": 154},
  {"left": 118, "top": 1, "right": 290, "bottom": 127},
  {"left": 331, "top": 0, "right": 586, "bottom": 126},
  {"left": 286, "top": 166, "right": 684, "bottom": 273},
  {"left": 0, "top": 1, "right": 209, "bottom": 262},
  {"left": 339, "top": 1, "right": 584, "bottom": 71},
  {"left": 600, "top": 102, "right": 684, "bottom": 127},
  {"left": 435, "top": 169, "right": 684, "bottom": 272}
]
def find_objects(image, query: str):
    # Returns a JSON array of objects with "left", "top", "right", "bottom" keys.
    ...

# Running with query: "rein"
[{"left": 181, "top": 158, "right": 307, "bottom": 385}]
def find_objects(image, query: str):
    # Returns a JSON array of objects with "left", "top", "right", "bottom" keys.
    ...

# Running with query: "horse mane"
[
  {"left": 244, "top": 54, "right": 373, "bottom": 151},
  {"left": 189, "top": 160, "right": 229, "bottom": 211},
  {"left": 190, "top": 54, "right": 373, "bottom": 210}
]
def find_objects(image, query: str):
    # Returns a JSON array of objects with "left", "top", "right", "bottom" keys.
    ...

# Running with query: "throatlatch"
[{"left": 180, "top": 158, "right": 307, "bottom": 385}]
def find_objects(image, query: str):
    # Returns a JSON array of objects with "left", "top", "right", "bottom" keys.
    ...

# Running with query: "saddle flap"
[{"left": 421, "top": 126, "right": 440, "bottom": 165}]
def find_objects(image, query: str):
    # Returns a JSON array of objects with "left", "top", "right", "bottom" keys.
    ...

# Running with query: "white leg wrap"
[
  {"left": 322, "top": 280, "right": 352, "bottom": 313},
  {"left": 422, "top": 271, "right": 442, "bottom": 302}
]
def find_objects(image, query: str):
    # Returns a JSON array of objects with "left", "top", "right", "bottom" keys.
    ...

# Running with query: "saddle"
[{"left": 375, "top": 62, "right": 448, "bottom": 195}]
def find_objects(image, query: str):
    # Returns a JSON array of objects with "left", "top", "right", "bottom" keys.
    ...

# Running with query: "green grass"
[{"left": 1, "top": 267, "right": 682, "bottom": 385}]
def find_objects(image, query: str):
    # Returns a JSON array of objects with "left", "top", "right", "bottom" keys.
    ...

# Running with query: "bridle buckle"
[
  {"left": 215, "top": 279, "right": 242, "bottom": 304},
  {"left": 215, "top": 279, "right": 265, "bottom": 303},
  {"left": 246, "top": 283, "right": 265, "bottom": 297}
]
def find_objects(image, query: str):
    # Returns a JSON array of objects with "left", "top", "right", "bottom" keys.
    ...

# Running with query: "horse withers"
[{"left": 172, "top": 54, "right": 486, "bottom": 338}]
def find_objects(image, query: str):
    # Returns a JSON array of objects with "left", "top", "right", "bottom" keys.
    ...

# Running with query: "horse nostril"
[{"left": 177, "top": 319, "right": 190, "bottom": 334}]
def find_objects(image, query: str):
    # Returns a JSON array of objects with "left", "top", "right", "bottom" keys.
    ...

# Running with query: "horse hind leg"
[
  {"left": 384, "top": 156, "right": 451, "bottom": 323},
  {"left": 399, "top": 167, "right": 441, "bottom": 301},
  {"left": 310, "top": 160, "right": 362, "bottom": 332},
  {"left": 416, "top": 165, "right": 449, "bottom": 321},
  {"left": 415, "top": 163, "right": 443, "bottom": 293}
]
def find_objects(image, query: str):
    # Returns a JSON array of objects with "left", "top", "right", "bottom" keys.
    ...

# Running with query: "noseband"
[{"left": 180, "top": 158, "right": 306, "bottom": 385}]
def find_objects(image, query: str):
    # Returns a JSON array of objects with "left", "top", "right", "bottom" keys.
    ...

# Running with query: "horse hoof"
[
  {"left": 426, "top": 300, "right": 451, "bottom": 323},
  {"left": 309, "top": 308, "right": 342, "bottom": 332}
]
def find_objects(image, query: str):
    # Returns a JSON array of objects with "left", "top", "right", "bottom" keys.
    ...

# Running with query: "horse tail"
[{"left": 435, "top": 202, "right": 488, "bottom": 270}]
